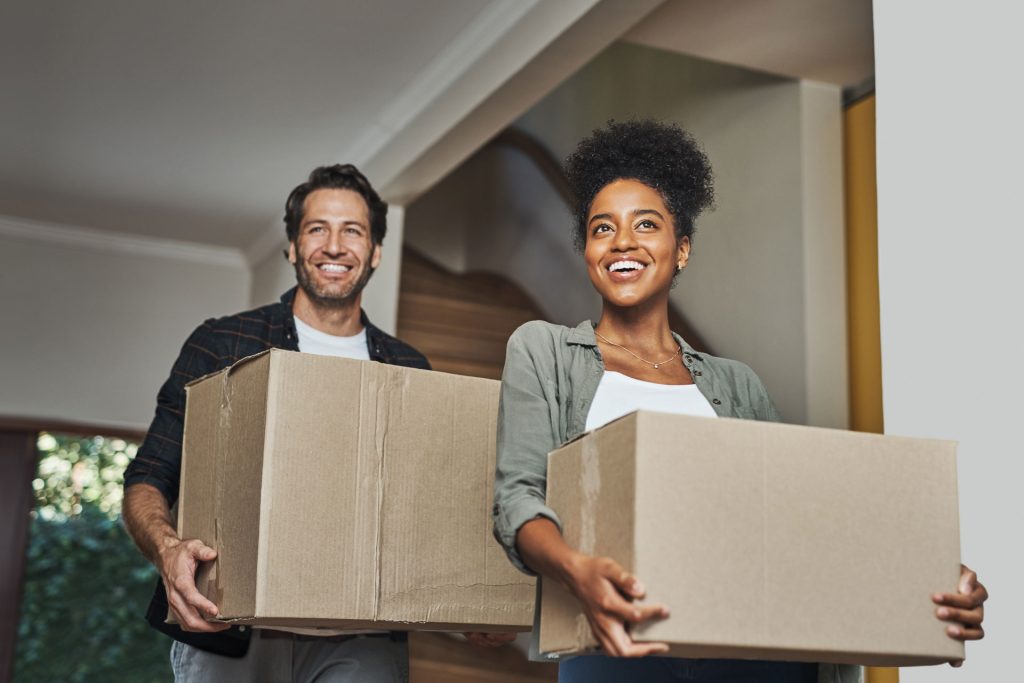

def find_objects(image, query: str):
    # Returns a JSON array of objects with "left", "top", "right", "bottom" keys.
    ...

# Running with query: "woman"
[{"left": 492, "top": 120, "right": 987, "bottom": 682}]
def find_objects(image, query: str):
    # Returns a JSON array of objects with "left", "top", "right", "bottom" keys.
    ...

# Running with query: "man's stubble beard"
[{"left": 294, "top": 258, "right": 375, "bottom": 310}]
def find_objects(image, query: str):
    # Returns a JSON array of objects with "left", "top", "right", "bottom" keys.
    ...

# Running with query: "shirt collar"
[
  {"left": 279, "top": 287, "right": 386, "bottom": 359},
  {"left": 566, "top": 319, "right": 703, "bottom": 360}
]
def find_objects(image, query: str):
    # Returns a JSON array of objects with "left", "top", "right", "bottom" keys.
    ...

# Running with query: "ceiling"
[
  {"left": 0, "top": 0, "right": 502, "bottom": 248},
  {"left": 0, "top": 0, "right": 873, "bottom": 258},
  {"left": 625, "top": 0, "right": 874, "bottom": 88}
]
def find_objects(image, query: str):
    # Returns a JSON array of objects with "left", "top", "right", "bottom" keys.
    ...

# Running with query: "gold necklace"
[{"left": 594, "top": 330, "right": 681, "bottom": 370}]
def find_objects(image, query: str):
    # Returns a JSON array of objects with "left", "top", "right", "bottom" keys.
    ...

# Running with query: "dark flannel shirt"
[
  {"left": 124, "top": 287, "right": 430, "bottom": 655},
  {"left": 124, "top": 287, "right": 431, "bottom": 505}
]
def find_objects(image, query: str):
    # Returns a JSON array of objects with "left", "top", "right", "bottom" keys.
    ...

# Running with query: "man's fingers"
[
  {"left": 168, "top": 591, "right": 224, "bottom": 632},
  {"left": 607, "top": 565, "right": 645, "bottom": 599},
  {"left": 935, "top": 606, "right": 983, "bottom": 626},
  {"left": 173, "top": 574, "right": 220, "bottom": 617}
]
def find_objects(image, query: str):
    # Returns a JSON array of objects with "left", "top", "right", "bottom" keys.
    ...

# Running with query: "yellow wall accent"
[{"left": 844, "top": 95, "right": 896, "bottom": 683}]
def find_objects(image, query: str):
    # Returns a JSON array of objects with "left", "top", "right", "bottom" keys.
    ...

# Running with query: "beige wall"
[
  {"left": 407, "top": 43, "right": 847, "bottom": 427},
  {"left": 0, "top": 218, "right": 249, "bottom": 430}
]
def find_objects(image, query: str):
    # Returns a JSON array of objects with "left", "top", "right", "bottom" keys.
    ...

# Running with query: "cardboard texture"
[
  {"left": 179, "top": 349, "right": 534, "bottom": 631},
  {"left": 540, "top": 411, "right": 964, "bottom": 666}
]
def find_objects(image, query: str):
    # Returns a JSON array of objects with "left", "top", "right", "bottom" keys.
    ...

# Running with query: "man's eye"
[{"left": 308, "top": 225, "right": 324, "bottom": 233}]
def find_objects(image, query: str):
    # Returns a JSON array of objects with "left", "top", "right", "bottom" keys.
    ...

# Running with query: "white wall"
[
  {"left": 407, "top": 43, "right": 848, "bottom": 427},
  {"left": 874, "top": 3, "right": 1023, "bottom": 680},
  {"left": 0, "top": 217, "right": 249, "bottom": 430}
]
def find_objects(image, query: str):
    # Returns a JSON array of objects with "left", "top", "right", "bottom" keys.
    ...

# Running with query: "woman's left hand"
[
  {"left": 463, "top": 632, "right": 517, "bottom": 648},
  {"left": 933, "top": 564, "right": 988, "bottom": 666}
]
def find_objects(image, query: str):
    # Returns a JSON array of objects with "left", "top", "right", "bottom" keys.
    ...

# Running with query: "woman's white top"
[
  {"left": 584, "top": 370, "right": 718, "bottom": 431},
  {"left": 293, "top": 315, "right": 370, "bottom": 360}
]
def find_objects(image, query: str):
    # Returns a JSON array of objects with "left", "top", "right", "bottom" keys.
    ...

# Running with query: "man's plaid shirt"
[{"left": 124, "top": 287, "right": 431, "bottom": 505}]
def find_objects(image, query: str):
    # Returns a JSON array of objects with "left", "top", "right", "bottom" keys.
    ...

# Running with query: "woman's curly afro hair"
[{"left": 564, "top": 119, "right": 714, "bottom": 251}]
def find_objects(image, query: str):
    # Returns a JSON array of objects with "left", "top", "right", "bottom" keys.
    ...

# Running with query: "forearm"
[
  {"left": 515, "top": 517, "right": 581, "bottom": 587},
  {"left": 123, "top": 483, "right": 180, "bottom": 567}
]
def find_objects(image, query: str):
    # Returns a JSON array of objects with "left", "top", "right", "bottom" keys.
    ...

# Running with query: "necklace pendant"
[{"left": 653, "top": 363, "right": 661, "bottom": 369}]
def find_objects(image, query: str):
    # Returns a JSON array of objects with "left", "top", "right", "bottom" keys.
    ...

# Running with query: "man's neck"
[{"left": 292, "top": 288, "right": 365, "bottom": 337}]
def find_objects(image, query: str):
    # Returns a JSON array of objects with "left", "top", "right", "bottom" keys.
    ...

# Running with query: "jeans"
[
  {"left": 559, "top": 655, "right": 818, "bottom": 683},
  {"left": 170, "top": 630, "right": 409, "bottom": 683}
]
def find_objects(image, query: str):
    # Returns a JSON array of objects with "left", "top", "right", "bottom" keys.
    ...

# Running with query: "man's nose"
[{"left": 324, "top": 229, "right": 347, "bottom": 255}]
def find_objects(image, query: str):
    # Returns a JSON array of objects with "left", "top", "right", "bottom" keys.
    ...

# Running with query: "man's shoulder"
[
  {"left": 368, "top": 325, "right": 431, "bottom": 370},
  {"left": 184, "top": 299, "right": 290, "bottom": 363}
]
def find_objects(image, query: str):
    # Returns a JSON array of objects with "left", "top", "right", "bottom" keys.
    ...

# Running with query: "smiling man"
[{"left": 122, "top": 165, "right": 431, "bottom": 681}]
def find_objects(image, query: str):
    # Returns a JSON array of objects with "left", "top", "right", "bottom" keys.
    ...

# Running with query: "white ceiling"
[
  {"left": 625, "top": 0, "right": 874, "bottom": 88},
  {"left": 0, "top": 0, "right": 873, "bottom": 257},
  {"left": 0, "top": 0, "right": 503, "bottom": 248}
]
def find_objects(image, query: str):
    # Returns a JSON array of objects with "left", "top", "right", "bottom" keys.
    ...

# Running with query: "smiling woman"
[{"left": 491, "top": 119, "right": 987, "bottom": 683}]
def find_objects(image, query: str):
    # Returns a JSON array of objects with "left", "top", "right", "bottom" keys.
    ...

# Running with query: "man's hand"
[
  {"left": 158, "top": 538, "right": 230, "bottom": 633},
  {"left": 463, "top": 632, "right": 517, "bottom": 648},
  {"left": 123, "top": 482, "right": 228, "bottom": 634},
  {"left": 933, "top": 563, "right": 988, "bottom": 667},
  {"left": 565, "top": 553, "right": 669, "bottom": 658}
]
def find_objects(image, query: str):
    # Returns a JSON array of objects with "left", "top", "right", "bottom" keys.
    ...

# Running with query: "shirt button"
[
  {"left": 694, "top": 370, "right": 702, "bottom": 376},
  {"left": 712, "top": 398, "right": 722, "bottom": 405}
]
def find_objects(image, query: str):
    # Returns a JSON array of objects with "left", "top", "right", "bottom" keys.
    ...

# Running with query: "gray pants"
[{"left": 170, "top": 631, "right": 409, "bottom": 683}]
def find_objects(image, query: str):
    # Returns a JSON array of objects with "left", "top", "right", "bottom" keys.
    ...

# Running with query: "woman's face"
[{"left": 583, "top": 178, "right": 690, "bottom": 309}]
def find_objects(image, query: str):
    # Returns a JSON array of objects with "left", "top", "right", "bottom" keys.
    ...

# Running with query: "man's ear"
[
  {"left": 287, "top": 241, "right": 297, "bottom": 264},
  {"left": 370, "top": 242, "right": 382, "bottom": 270}
]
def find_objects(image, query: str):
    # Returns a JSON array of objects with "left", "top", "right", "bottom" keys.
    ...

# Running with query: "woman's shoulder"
[
  {"left": 507, "top": 320, "right": 577, "bottom": 349},
  {"left": 690, "top": 349, "right": 769, "bottom": 394}
]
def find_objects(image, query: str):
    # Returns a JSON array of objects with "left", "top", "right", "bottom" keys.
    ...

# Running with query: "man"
[{"left": 123, "top": 164, "right": 509, "bottom": 681}]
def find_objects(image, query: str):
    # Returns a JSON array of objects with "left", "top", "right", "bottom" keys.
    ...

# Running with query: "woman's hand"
[
  {"left": 933, "top": 564, "right": 988, "bottom": 667},
  {"left": 565, "top": 552, "right": 670, "bottom": 658}
]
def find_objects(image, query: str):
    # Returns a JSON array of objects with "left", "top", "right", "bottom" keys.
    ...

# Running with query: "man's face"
[{"left": 288, "top": 188, "right": 381, "bottom": 308}]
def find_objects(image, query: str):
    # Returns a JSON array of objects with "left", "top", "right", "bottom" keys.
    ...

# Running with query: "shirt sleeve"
[
  {"left": 123, "top": 320, "right": 222, "bottom": 506},
  {"left": 492, "top": 324, "right": 564, "bottom": 575}
]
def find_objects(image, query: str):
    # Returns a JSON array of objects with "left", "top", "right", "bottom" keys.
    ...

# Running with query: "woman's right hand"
[{"left": 565, "top": 552, "right": 670, "bottom": 657}]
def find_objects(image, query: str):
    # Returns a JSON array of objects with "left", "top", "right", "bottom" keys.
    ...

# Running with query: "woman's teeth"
[{"left": 608, "top": 260, "right": 645, "bottom": 272}]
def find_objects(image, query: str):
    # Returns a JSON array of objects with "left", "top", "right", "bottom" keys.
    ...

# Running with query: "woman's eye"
[
  {"left": 593, "top": 224, "right": 612, "bottom": 235},
  {"left": 637, "top": 220, "right": 656, "bottom": 229}
]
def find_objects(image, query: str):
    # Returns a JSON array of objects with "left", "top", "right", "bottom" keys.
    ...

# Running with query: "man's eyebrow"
[{"left": 301, "top": 218, "right": 367, "bottom": 227}]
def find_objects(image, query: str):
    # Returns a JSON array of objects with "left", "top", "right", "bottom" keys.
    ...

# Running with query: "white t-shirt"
[
  {"left": 584, "top": 371, "right": 718, "bottom": 431},
  {"left": 293, "top": 315, "right": 371, "bottom": 360}
]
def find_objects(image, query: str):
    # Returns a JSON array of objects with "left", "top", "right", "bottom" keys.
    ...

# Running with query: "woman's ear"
[{"left": 676, "top": 235, "right": 691, "bottom": 272}]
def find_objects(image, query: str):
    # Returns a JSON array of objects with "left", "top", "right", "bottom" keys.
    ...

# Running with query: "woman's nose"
[{"left": 612, "top": 225, "right": 636, "bottom": 250}]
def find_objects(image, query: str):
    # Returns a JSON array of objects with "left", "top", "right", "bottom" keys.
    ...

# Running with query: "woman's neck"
[{"left": 595, "top": 298, "right": 676, "bottom": 355}]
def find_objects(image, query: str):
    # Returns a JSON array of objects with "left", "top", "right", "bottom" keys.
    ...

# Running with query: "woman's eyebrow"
[
  {"left": 632, "top": 208, "right": 664, "bottom": 219},
  {"left": 588, "top": 212, "right": 614, "bottom": 224}
]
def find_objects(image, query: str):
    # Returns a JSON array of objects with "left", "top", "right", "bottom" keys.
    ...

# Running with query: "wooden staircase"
[{"left": 397, "top": 247, "right": 547, "bottom": 379}]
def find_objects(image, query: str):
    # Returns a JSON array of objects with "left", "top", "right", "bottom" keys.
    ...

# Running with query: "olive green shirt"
[{"left": 492, "top": 320, "right": 862, "bottom": 683}]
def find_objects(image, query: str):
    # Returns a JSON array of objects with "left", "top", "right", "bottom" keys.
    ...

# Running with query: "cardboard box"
[
  {"left": 178, "top": 349, "right": 534, "bottom": 631},
  {"left": 540, "top": 411, "right": 963, "bottom": 666}
]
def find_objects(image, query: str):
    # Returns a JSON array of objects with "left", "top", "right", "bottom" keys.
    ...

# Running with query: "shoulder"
[
  {"left": 507, "top": 320, "right": 573, "bottom": 351},
  {"left": 182, "top": 300, "right": 285, "bottom": 361},
  {"left": 371, "top": 327, "right": 431, "bottom": 370},
  {"left": 697, "top": 352, "right": 765, "bottom": 390}
]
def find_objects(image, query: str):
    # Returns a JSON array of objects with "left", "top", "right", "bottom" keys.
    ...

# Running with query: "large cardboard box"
[
  {"left": 178, "top": 349, "right": 534, "bottom": 631},
  {"left": 540, "top": 411, "right": 963, "bottom": 666}
]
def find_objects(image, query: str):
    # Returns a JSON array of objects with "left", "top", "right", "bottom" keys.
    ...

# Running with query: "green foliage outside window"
[{"left": 15, "top": 433, "right": 172, "bottom": 683}]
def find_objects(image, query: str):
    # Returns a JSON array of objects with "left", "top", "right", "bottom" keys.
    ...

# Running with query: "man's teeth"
[
  {"left": 319, "top": 264, "right": 351, "bottom": 273},
  {"left": 608, "top": 260, "right": 645, "bottom": 272}
]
